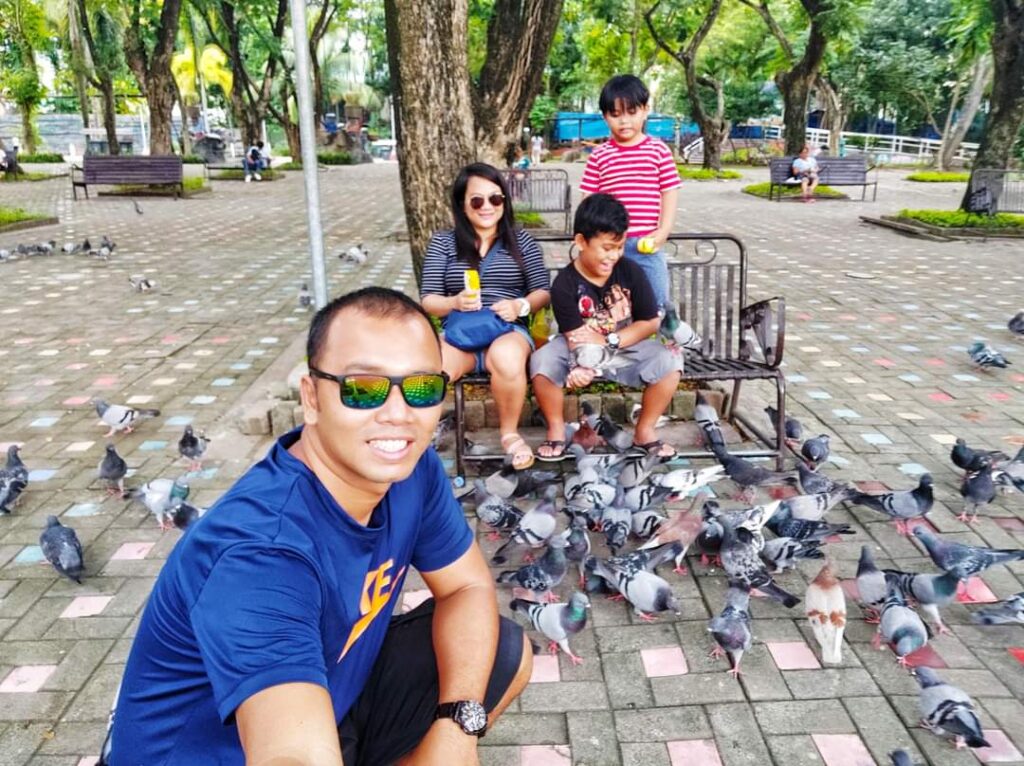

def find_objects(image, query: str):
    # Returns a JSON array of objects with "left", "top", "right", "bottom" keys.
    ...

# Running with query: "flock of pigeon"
[
  {"left": 0, "top": 234, "right": 119, "bottom": 262},
  {"left": 0, "top": 399, "right": 210, "bottom": 587},
  {"left": 456, "top": 391, "right": 1024, "bottom": 758},
  {"left": 966, "top": 309, "right": 1024, "bottom": 369}
]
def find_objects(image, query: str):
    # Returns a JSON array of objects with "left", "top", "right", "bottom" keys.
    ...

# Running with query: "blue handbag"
[{"left": 444, "top": 309, "right": 518, "bottom": 351}]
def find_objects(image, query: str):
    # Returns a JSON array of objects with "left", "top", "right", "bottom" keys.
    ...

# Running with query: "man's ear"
[
  {"left": 573, "top": 233, "right": 588, "bottom": 251},
  {"left": 299, "top": 375, "right": 320, "bottom": 425}
]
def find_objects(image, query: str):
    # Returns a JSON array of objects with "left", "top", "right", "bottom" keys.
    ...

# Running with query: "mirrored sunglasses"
[{"left": 309, "top": 368, "right": 449, "bottom": 409}]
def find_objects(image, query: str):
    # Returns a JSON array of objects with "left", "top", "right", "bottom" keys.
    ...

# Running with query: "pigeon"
[
  {"left": 760, "top": 537, "right": 825, "bottom": 573},
  {"left": 340, "top": 243, "right": 369, "bottom": 265},
  {"left": 128, "top": 276, "right": 154, "bottom": 292},
  {"left": 959, "top": 461, "right": 996, "bottom": 523},
  {"left": 950, "top": 438, "right": 1008, "bottom": 473},
  {"left": 915, "top": 666, "right": 990, "bottom": 749},
  {"left": 993, "top": 447, "right": 1024, "bottom": 494},
  {"left": 97, "top": 443, "right": 128, "bottom": 497},
  {"left": 558, "top": 514, "right": 592, "bottom": 585},
  {"left": 40, "top": 516, "right": 84, "bottom": 584},
  {"left": 659, "top": 306, "right": 702, "bottom": 350},
  {"left": 496, "top": 536, "right": 568, "bottom": 601},
  {"left": 970, "top": 592, "right": 1024, "bottom": 624},
  {"left": 600, "top": 501, "right": 632, "bottom": 555},
  {"left": 712, "top": 444, "right": 797, "bottom": 500},
  {"left": 695, "top": 392, "right": 726, "bottom": 452},
  {"left": 491, "top": 486, "right": 559, "bottom": 564},
  {"left": 621, "top": 481, "right": 680, "bottom": 514},
  {"left": 94, "top": 399, "right": 161, "bottom": 437},
  {"left": 0, "top": 445, "right": 29, "bottom": 513},
  {"left": 708, "top": 583, "right": 752, "bottom": 677},
  {"left": 874, "top": 581, "right": 930, "bottom": 666},
  {"left": 628, "top": 402, "right": 670, "bottom": 429},
  {"left": 720, "top": 513, "right": 801, "bottom": 607},
  {"left": 586, "top": 555, "right": 679, "bottom": 620},
  {"left": 764, "top": 405, "right": 802, "bottom": 444},
  {"left": 130, "top": 477, "right": 190, "bottom": 530},
  {"left": 133, "top": 199, "right": 144, "bottom": 215},
  {"left": 796, "top": 462, "right": 847, "bottom": 496},
  {"left": 637, "top": 508, "right": 703, "bottom": 574},
  {"left": 805, "top": 561, "right": 846, "bottom": 664},
  {"left": 0, "top": 248, "right": 9, "bottom": 260},
  {"left": 1009, "top": 310, "right": 1024, "bottom": 336},
  {"left": 766, "top": 503, "right": 853, "bottom": 543},
  {"left": 485, "top": 464, "right": 560, "bottom": 500},
  {"left": 38, "top": 240, "right": 55, "bottom": 254},
  {"left": 177, "top": 425, "right": 210, "bottom": 471},
  {"left": 431, "top": 412, "right": 454, "bottom": 451},
  {"left": 856, "top": 545, "right": 888, "bottom": 622},
  {"left": 298, "top": 282, "right": 313, "bottom": 309},
  {"left": 60, "top": 241, "right": 79, "bottom": 254},
  {"left": 510, "top": 591, "right": 590, "bottom": 664},
  {"left": 616, "top": 451, "right": 668, "bottom": 490},
  {"left": 888, "top": 749, "right": 915, "bottom": 766},
  {"left": 913, "top": 526, "right": 1024, "bottom": 581},
  {"left": 656, "top": 464, "right": 727, "bottom": 495},
  {"left": 566, "top": 444, "right": 631, "bottom": 482},
  {"left": 967, "top": 341, "right": 1009, "bottom": 369},
  {"left": 171, "top": 501, "right": 203, "bottom": 530},
  {"left": 584, "top": 544, "right": 683, "bottom": 595},
  {"left": 783, "top": 487, "right": 856, "bottom": 521},
  {"left": 630, "top": 508, "right": 667, "bottom": 542},
  {"left": 801, "top": 434, "right": 831, "bottom": 468},
  {"left": 593, "top": 414, "right": 633, "bottom": 453},
  {"left": 849, "top": 475, "right": 933, "bottom": 535},
  {"left": 884, "top": 568, "right": 960, "bottom": 634},
  {"left": 466, "top": 480, "right": 523, "bottom": 538}
]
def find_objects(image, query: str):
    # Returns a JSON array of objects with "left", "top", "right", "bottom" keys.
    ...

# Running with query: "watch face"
[{"left": 455, "top": 701, "right": 488, "bottom": 735}]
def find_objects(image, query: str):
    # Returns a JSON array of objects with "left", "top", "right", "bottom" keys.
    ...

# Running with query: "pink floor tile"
[
  {"left": 60, "top": 595, "right": 114, "bottom": 619},
  {"left": 91, "top": 376, "right": 118, "bottom": 388},
  {"left": 925, "top": 358, "right": 947, "bottom": 367},
  {"left": 811, "top": 734, "right": 875, "bottom": 766},
  {"left": 768, "top": 641, "right": 821, "bottom": 670},
  {"left": 902, "top": 644, "right": 947, "bottom": 668},
  {"left": 529, "top": 654, "right": 561, "bottom": 683},
  {"left": 401, "top": 589, "right": 432, "bottom": 613},
  {"left": 520, "top": 745, "right": 571, "bottom": 765},
  {"left": 957, "top": 578, "right": 998, "bottom": 604},
  {"left": 0, "top": 665, "right": 57, "bottom": 692},
  {"left": 994, "top": 518, "right": 1024, "bottom": 533},
  {"left": 667, "top": 739, "right": 723, "bottom": 766},
  {"left": 873, "top": 358, "right": 896, "bottom": 368},
  {"left": 840, "top": 579, "right": 860, "bottom": 601},
  {"left": 989, "top": 392, "right": 1012, "bottom": 403},
  {"left": 63, "top": 396, "right": 91, "bottom": 406},
  {"left": 641, "top": 646, "right": 689, "bottom": 677},
  {"left": 975, "top": 730, "right": 1024, "bottom": 763},
  {"left": 855, "top": 480, "right": 889, "bottom": 492},
  {"left": 110, "top": 542, "right": 155, "bottom": 561},
  {"left": 928, "top": 392, "right": 954, "bottom": 403},
  {"left": 1008, "top": 648, "right": 1024, "bottom": 666},
  {"left": 76, "top": 758, "right": 99, "bottom": 766}
]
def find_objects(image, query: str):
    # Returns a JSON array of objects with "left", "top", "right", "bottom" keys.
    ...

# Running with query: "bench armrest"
[{"left": 739, "top": 296, "right": 785, "bottom": 369}]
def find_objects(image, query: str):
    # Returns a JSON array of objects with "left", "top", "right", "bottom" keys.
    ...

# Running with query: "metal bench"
[
  {"left": 968, "top": 169, "right": 1024, "bottom": 214},
  {"left": 451, "top": 232, "right": 788, "bottom": 479},
  {"left": 768, "top": 156, "right": 878, "bottom": 201},
  {"left": 500, "top": 168, "right": 572, "bottom": 233},
  {"left": 71, "top": 155, "right": 184, "bottom": 200}
]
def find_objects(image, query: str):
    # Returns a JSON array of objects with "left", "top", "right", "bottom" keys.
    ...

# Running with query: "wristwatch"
[
  {"left": 435, "top": 700, "right": 488, "bottom": 737},
  {"left": 606, "top": 332, "right": 621, "bottom": 350},
  {"left": 517, "top": 298, "right": 531, "bottom": 317}
]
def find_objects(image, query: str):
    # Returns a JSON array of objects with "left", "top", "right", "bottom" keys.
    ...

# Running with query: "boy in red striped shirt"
[{"left": 580, "top": 75, "right": 680, "bottom": 314}]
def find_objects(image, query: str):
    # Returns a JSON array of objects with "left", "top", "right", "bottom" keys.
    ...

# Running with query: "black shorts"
[{"left": 338, "top": 599, "right": 524, "bottom": 766}]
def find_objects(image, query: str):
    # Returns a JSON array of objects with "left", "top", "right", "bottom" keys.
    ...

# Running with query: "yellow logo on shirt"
[{"left": 338, "top": 560, "right": 406, "bottom": 661}]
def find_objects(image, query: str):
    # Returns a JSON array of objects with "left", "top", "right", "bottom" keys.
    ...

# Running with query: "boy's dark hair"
[
  {"left": 306, "top": 287, "right": 439, "bottom": 368},
  {"left": 574, "top": 193, "right": 629, "bottom": 240},
  {"left": 599, "top": 75, "right": 650, "bottom": 114},
  {"left": 450, "top": 162, "right": 523, "bottom": 271},
  {"left": 257, "top": 141, "right": 264, "bottom": 149}
]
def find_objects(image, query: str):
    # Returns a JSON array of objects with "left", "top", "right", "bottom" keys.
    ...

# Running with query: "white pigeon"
[
  {"left": 628, "top": 402, "right": 669, "bottom": 429},
  {"left": 130, "top": 477, "right": 190, "bottom": 530},
  {"left": 656, "top": 464, "right": 727, "bottom": 494},
  {"left": 94, "top": 399, "right": 161, "bottom": 436},
  {"left": 340, "top": 244, "right": 368, "bottom": 265},
  {"left": 806, "top": 561, "right": 846, "bottom": 664}
]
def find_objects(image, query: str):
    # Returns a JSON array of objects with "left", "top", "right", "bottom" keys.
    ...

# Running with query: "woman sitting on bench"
[
  {"left": 420, "top": 162, "right": 551, "bottom": 471},
  {"left": 791, "top": 144, "right": 819, "bottom": 202}
]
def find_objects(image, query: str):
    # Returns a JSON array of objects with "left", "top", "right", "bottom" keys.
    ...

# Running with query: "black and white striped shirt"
[{"left": 420, "top": 229, "right": 551, "bottom": 307}]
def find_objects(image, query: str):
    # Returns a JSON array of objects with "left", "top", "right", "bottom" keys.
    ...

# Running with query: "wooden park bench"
[
  {"left": 450, "top": 232, "right": 788, "bottom": 480},
  {"left": 500, "top": 167, "right": 572, "bottom": 233},
  {"left": 71, "top": 155, "right": 184, "bottom": 200},
  {"left": 768, "top": 156, "right": 878, "bottom": 201}
]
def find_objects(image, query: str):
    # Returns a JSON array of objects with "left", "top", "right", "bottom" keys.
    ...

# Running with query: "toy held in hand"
[{"left": 637, "top": 237, "right": 657, "bottom": 254}]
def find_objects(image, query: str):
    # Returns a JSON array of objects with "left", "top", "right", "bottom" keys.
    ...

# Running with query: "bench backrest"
[
  {"left": 534, "top": 233, "right": 749, "bottom": 360},
  {"left": 83, "top": 155, "right": 183, "bottom": 184},
  {"left": 501, "top": 168, "right": 571, "bottom": 214},
  {"left": 770, "top": 156, "right": 867, "bottom": 183}
]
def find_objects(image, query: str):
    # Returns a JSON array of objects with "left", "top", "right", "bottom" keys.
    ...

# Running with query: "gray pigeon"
[
  {"left": 950, "top": 438, "right": 1008, "bottom": 473},
  {"left": 767, "top": 505, "right": 853, "bottom": 543},
  {"left": 491, "top": 486, "right": 559, "bottom": 564},
  {"left": 712, "top": 444, "right": 797, "bottom": 501},
  {"left": 631, "top": 508, "right": 667, "bottom": 541},
  {"left": 696, "top": 392, "right": 726, "bottom": 453},
  {"left": 888, "top": 750, "right": 915, "bottom": 766},
  {"left": 655, "top": 464, "right": 726, "bottom": 495},
  {"left": 298, "top": 282, "right": 313, "bottom": 309},
  {"left": 764, "top": 405, "right": 802, "bottom": 443},
  {"left": 40, "top": 516, "right": 84, "bottom": 584},
  {"left": 916, "top": 666, "right": 990, "bottom": 749},
  {"left": 587, "top": 555, "right": 680, "bottom": 619},
  {"left": 1009, "top": 310, "right": 1024, "bottom": 336},
  {"left": 959, "top": 460, "right": 996, "bottom": 523},
  {"left": 584, "top": 543, "right": 684, "bottom": 594},
  {"left": 884, "top": 569, "right": 960, "bottom": 634},
  {"left": 913, "top": 526, "right": 1024, "bottom": 581},
  {"left": 496, "top": 536, "right": 568, "bottom": 600},
  {"left": 97, "top": 443, "right": 128, "bottom": 497},
  {"left": 94, "top": 399, "right": 161, "bottom": 437},
  {"left": 466, "top": 480, "right": 523, "bottom": 538},
  {"left": 849, "top": 475, "right": 933, "bottom": 535},
  {"left": 968, "top": 341, "right": 1009, "bottom": 369},
  {"left": 510, "top": 591, "right": 590, "bottom": 664},
  {"left": 128, "top": 276, "right": 154, "bottom": 292},
  {"left": 993, "top": 446, "right": 1024, "bottom": 494},
  {"left": 856, "top": 545, "right": 888, "bottom": 623},
  {"left": 970, "top": 592, "right": 1024, "bottom": 625},
  {"left": 720, "top": 514, "right": 801, "bottom": 608},
  {"left": 796, "top": 462, "right": 847, "bottom": 496},
  {"left": 875, "top": 581, "right": 929, "bottom": 666},
  {"left": 0, "top": 444, "right": 29, "bottom": 513},
  {"left": 708, "top": 583, "right": 752, "bottom": 677},
  {"left": 593, "top": 414, "right": 633, "bottom": 453},
  {"left": 601, "top": 499, "right": 632, "bottom": 555},
  {"left": 130, "top": 477, "right": 190, "bottom": 530},
  {"left": 177, "top": 425, "right": 210, "bottom": 471},
  {"left": 760, "top": 537, "right": 824, "bottom": 573},
  {"left": 616, "top": 451, "right": 667, "bottom": 489},
  {"left": 558, "top": 514, "right": 592, "bottom": 586},
  {"left": 621, "top": 482, "right": 680, "bottom": 514},
  {"left": 783, "top": 486, "right": 856, "bottom": 521},
  {"left": 801, "top": 434, "right": 831, "bottom": 468}
]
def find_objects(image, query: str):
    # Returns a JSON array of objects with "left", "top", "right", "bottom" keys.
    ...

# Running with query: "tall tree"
[
  {"left": 124, "top": 0, "right": 183, "bottom": 154},
  {"left": 79, "top": 2, "right": 127, "bottom": 155},
  {"left": 0, "top": 0, "right": 48, "bottom": 154},
  {"left": 940, "top": 0, "right": 994, "bottom": 169}
]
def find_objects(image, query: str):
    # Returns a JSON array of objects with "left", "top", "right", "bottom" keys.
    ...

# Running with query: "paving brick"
[
  {"left": 766, "top": 735, "right": 825, "bottom": 766},
  {"left": 485, "top": 713, "right": 568, "bottom": 746},
  {"left": 620, "top": 742, "right": 671, "bottom": 766},
  {"left": 566, "top": 711, "right": 620, "bottom": 766},
  {"left": 708, "top": 703, "right": 773, "bottom": 766},
  {"left": 754, "top": 700, "right": 856, "bottom": 735},
  {"left": 518, "top": 681, "right": 609, "bottom": 713},
  {"left": 781, "top": 668, "right": 879, "bottom": 699},
  {"left": 601, "top": 652, "right": 654, "bottom": 710},
  {"left": 651, "top": 670, "right": 747, "bottom": 706},
  {"left": 614, "top": 706, "right": 711, "bottom": 743}
]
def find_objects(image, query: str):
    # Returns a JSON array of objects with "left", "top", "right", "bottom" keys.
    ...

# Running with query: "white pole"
[{"left": 289, "top": 0, "right": 329, "bottom": 309}]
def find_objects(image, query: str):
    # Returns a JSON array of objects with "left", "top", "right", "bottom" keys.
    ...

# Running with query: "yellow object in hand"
[
  {"left": 637, "top": 236, "right": 657, "bottom": 254},
  {"left": 464, "top": 269, "right": 480, "bottom": 293}
]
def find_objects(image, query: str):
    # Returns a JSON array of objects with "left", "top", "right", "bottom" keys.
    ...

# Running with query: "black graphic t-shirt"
[{"left": 550, "top": 258, "right": 658, "bottom": 336}]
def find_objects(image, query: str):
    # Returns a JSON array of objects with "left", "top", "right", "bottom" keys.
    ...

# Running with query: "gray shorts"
[{"left": 529, "top": 335, "right": 683, "bottom": 388}]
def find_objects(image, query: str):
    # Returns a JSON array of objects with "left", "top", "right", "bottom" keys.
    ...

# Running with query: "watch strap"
[{"left": 435, "top": 700, "right": 488, "bottom": 737}]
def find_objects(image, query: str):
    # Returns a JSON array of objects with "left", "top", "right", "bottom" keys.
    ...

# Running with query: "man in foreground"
[{"left": 107, "top": 287, "right": 530, "bottom": 765}]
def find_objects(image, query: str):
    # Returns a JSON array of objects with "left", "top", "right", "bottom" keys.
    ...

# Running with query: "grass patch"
[
  {"left": 13, "top": 152, "right": 65, "bottom": 164},
  {"left": 318, "top": 151, "right": 353, "bottom": 165},
  {"left": 905, "top": 171, "right": 970, "bottom": 183},
  {"left": 742, "top": 181, "right": 846, "bottom": 199},
  {"left": 211, "top": 168, "right": 282, "bottom": 181},
  {"left": 181, "top": 154, "right": 207, "bottom": 164},
  {"left": 279, "top": 161, "right": 303, "bottom": 170},
  {"left": 677, "top": 166, "right": 742, "bottom": 180},
  {"left": 0, "top": 207, "right": 45, "bottom": 227},
  {"left": 111, "top": 177, "right": 209, "bottom": 195},
  {"left": 183, "top": 177, "right": 209, "bottom": 192},
  {"left": 515, "top": 210, "right": 546, "bottom": 228},
  {"left": 895, "top": 209, "right": 1024, "bottom": 229},
  {"left": 0, "top": 170, "right": 63, "bottom": 182}
]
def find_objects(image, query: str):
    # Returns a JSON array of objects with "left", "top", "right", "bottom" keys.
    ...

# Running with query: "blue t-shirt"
[{"left": 109, "top": 428, "right": 472, "bottom": 766}]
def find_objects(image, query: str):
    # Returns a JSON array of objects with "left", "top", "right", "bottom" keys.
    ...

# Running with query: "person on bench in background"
[
  {"left": 420, "top": 162, "right": 551, "bottom": 471},
  {"left": 243, "top": 140, "right": 265, "bottom": 182},
  {"left": 529, "top": 193, "right": 682, "bottom": 462},
  {"left": 791, "top": 144, "right": 820, "bottom": 202}
]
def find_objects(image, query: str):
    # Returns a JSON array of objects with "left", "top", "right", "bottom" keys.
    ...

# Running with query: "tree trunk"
[
  {"left": 938, "top": 76, "right": 963, "bottom": 170},
  {"left": 385, "top": 0, "right": 475, "bottom": 285},
  {"left": 124, "top": 0, "right": 183, "bottom": 155},
  {"left": 779, "top": 72, "right": 815, "bottom": 155},
  {"left": 962, "top": 0, "right": 1024, "bottom": 210},
  {"left": 147, "top": 79, "right": 178, "bottom": 156},
  {"left": 940, "top": 55, "right": 991, "bottom": 170},
  {"left": 99, "top": 78, "right": 119, "bottom": 156},
  {"left": 20, "top": 107, "right": 36, "bottom": 155},
  {"left": 75, "top": 72, "right": 91, "bottom": 131},
  {"left": 817, "top": 76, "right": 843, "bottom": 154}
]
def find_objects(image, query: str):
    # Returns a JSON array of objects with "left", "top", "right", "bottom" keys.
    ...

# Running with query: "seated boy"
[{"left": 530, "top": 193, "right": 682, "bottom": 461}]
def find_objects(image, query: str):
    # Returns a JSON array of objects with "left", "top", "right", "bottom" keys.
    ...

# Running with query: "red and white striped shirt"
[{"left": 579, "top": 136, "right": 681, "bottom": 237}]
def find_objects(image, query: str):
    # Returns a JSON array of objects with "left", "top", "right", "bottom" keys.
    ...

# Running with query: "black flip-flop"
[
  {"left": 536, "top": 440, "right": 569, "bottom": 462},
  {"left": 629, "top": 440, "right": 677, "bottom": 459}
]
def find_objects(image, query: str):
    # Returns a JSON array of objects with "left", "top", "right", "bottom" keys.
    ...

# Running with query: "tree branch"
[{"left": 736, "top": 0, "right": 793, "bottom": 60}]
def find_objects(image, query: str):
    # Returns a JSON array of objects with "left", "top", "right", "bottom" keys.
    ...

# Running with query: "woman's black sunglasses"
[
  {"left": 309, "top": 368, "right": 449, "bottom": 410},
  {"left": 468, "top": 193, "right": 505, "bottom": 210}
]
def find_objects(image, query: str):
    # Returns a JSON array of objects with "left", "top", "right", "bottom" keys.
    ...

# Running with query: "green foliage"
[
  {"left": 212, "top": 168, "right": 283, "bottom": 180},
  {"left": 721, "top": 145, "right": 784, "bottom": 164},
  {"left": 742, "top": 182, "right": 846, "bottom": 199},
  {"left": 514, "top": 210, "right": 545, "bottom": 228},
  {"left": 183, "top": 177, "right": 208, "bottom": 192},
  {"left": 279, "top": 161, "right": 304, "bottom": 170},
  {"left": 181, "top": 155, "right": 206, "bottom": 164},
  {"left": 0, "top": 170, "right": 61, "bottom": 182},
  {"left": 905, "top": 171, "right": 971, "bottom": 182},
  {"left": 0, "top": 206, "right": 45, "bottom": 226},
  {"left": 896, "top": 209, "right": 1024, "bottom": 229},
  {"left": 677, "top": 166, "right": 742, "bottom": 180},
  {"left": 317, "top": 151, "right": 354, "bottom": 165},
  {"left": 16, "top": 152, "right": 64, "bottom": 163},
  {"left": 530, "top": 94, "right": 559, "bottom": 134}
]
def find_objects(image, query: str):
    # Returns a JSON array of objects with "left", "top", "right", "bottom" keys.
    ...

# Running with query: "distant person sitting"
[
  {"left": 243, "top": 141, "right": 264, "bottom": 183},
  {"left": 791, "top": 144, "right": 819, "bottom": 202}
]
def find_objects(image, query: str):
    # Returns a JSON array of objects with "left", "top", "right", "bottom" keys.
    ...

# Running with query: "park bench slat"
[{"left": 72, "top": 155, "right": 184, "bottom": 200}]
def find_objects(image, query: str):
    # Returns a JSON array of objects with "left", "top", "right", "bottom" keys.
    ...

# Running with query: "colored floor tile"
[
  {"left": 902, "top": 644, "right": 947, "bottom": 668},
  {"left": 0, "top": 665, "right": 57, "bottom": 692},
  {"left": 1009, "top": 648, "right": 1024, "bottom": 666},
  {"left": 667, "top": 740, "right": 723, "bottom": 766},
  {"left": 110, "top": 542, "right": 156, "bottom": 561},
  {"left": 975, "top": 730, "right": 1024, "bottom": 763},
  {"left": 898, "top": 463, "right": 929, "bottom": 476},
  {"left": 126, "top": 395, "right": 154, "bottom": 404},
  {"left": 61, "top": 595, "right": 114, "bottom": 619},
  {"left": 994, "top": 518, "right": 1024, "bottom": 532},
  {"left": 30, "top": 416, "right": 60, "bottom": 427},
  {"left": 138, "top": 440, "right": 168, "bottom": 451},
  {"left": 811, "top": 734, "right": 874, "bottom": 766},
  {"left": 930, "top": 433, "right": 957, "bottom": 445},
  {"left": 529, "top": 654, "right": 561, "bottom": 683},
  {"left": 520, "top": 745, "right": 571, "bottom": 766},
  {"left": 928, "top": 392, "right": 954, "bottom": 403},
  {"left": 164, "top": 415, "right": 194, "bottom": 426},
  {"left": 860, "top": 433, "right": 892, "bottom": 446},
  {"left": 65, "top": 441, "right": 95, "bottom": 453},
  {"left": 641, "top": 646, "right": 689, "bottom": 677},
  {"left": 956, "top": 578, "right": 998, "bottom": 604},
  {"left": 27, "top": 469, "right": 57, "bottom": 481},
  {"left": 65, "top": 503, "right": 100, "bottom": 517},
  {"left": 191, "top": 395, "right": 217, "bottom": 405},
  {"left": 767, "top": 641, "right": 821, "bottom": 670},
  {"left": 13, "top": 545, "right": 45, "bottom": 564}
]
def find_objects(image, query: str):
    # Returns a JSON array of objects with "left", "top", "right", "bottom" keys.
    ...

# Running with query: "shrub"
[
  {"left": 895, "top": 209, "right": 1024, "bottom": 229},
  {"left": 0, "top": 170, "right": 61, "bottom": 182},
  {"left": 14, "top": 152, "right": 65, "bottom": 163},
  {"left": 211, "top": 168, "right": 282, "bottom": 181},
  {"left": 676, "top": 166, "right": 742, "bottom": 180},
  {"left": 279, "top": 161, "right": 303, "bottom": 170},
  {"left": 741, "top": 182, "right": 846, "bottom": 199},
  {"left": 183, "top": 177, "right": 209, "bottom": 192},
  {"left": 515, "top": 210, "right": 545, "bottom": 228},
  {"left": 181, "top": 154, "right": 206, "bottom": 164},
  {"left": 317, "top": 151, "right": 353, "bottom": 165},
  {"left": 905, "top": 171, "right": 970, "bottom": 183},
  {"left": 0, "top": 206, "right": 44, "bottom": 226}
]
